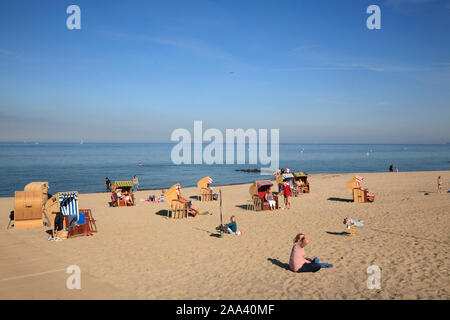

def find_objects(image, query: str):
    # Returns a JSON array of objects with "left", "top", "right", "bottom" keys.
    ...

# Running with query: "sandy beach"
[{"left": 1, "top": 171, "right": 449, "bottom": 300}]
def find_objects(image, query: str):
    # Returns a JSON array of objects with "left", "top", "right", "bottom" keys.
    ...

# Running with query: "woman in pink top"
[{"left": 289, "top": 234, "right": 321, "bottom": 273}]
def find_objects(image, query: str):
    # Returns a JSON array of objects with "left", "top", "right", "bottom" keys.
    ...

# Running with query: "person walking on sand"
[
  {"left": 282, "top": 182, "right": 291, "bottom": 209},
  {"left": 437, "top": 176, "right": 442, "bottom": 193},
  {"left": 289, "top": 233, "right": 336, "bottom": 273},
  {"left": 105, "top": 177, "right": 112, "bottom": 192},
  {"left": 132, "top": 175, "right": 139, "bottom": 191}
]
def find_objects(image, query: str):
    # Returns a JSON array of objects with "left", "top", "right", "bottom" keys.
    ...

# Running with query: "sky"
[{"left": 0, "top": 0, "right": 449, "bottom": 144}]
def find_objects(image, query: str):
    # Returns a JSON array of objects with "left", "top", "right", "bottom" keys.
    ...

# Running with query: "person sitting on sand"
[
  {"left": 224, "top": 216, "right": 241, "bottom": 235},
  {"left": 265, "top": 190, "right": 276, "bottom": 210},
  {"left": 289, "top": 234, "right": 336, "bottom": 273}
]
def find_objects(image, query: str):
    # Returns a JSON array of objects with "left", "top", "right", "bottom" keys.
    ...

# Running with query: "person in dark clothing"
[
  {"left": 105, "top": 177, "right": 112, "bottom": 192},
  {"left": 389, "top": 164, "right": 394, "bottom": 172}
]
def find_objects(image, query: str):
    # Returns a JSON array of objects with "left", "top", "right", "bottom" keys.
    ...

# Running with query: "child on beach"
[
  {"left": 282, "top": 182, "right": 291, "bottom": 209},
  {"left": 225, "top": 216, "right": 241, "bottom": 235},
  {"left": 289, "top": 233, "right": 336, "bottom": 273},
  {"left": 437, "top": 176, "right": 442, "bottom": 193}
]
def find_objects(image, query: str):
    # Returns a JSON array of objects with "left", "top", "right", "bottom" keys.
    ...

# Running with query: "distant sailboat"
[{"left": 80, "top": 138, "right": 84, "bottom": 145}]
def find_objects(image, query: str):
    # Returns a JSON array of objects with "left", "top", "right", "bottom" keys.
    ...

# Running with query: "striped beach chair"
[
  {"left": 346, "top": 176, "right": 375, "bottom": 203},
  {"left": 59, "top": 192, "right": 79, "bottom": 220},
  {"left": 59, "top": 192, "right": 97, "bottom": 238},
  {"left": 198, "top": 176, "right": 217, "bottom": 201},
  {"left": 249, "top": 180, "right": 278, "bottom": 211}
]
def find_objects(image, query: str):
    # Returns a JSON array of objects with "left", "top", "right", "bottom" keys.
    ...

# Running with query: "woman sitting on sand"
[
  {"left": 289, "top": 234, "right": 336, "bottom": 273},
  {"left": 265, "top": 190, "right": 276, "bottom": 210}
]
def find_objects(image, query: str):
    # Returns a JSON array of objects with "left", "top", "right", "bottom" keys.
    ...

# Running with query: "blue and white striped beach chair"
[{"left": 58, "top": 192, "right": 83, "bottom": 226}]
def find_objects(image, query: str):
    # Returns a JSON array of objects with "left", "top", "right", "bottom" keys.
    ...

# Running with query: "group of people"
[{"left": 110, "top": 188, "right": 134, "bottom": 206}]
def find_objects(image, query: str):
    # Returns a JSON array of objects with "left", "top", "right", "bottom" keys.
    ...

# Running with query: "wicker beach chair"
[
  {"left": 346, "top": 177, "right": 375, "bottom": 203},
  {"left": 249, "top": 180, "right": 278, "bottom": 211},
  {"left": 44, "top": 191, "right": 97, "bottom": 238},
  {"left": 294, "top": 172, "right": 310, "bottom": 194},
  {"left": 13, "top": 182, "right": 49, "bottom": 229},
  {"left": 112, "top": 181, "right": 135, "bottom": 206},
  {"left": 164, "top": 184, "right": 189, "bottom": 219},
  {"left": 197, "top": 176, "right": 217, "bottom": 201}
]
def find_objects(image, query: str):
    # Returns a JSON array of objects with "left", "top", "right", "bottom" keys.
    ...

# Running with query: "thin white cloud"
[{"left": 101, "top": 31, "right": 233, "bottom": 62}]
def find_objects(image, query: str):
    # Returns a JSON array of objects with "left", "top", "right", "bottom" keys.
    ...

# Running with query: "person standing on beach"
[
  {"left": 132, "top": 175, "right": 139, "bottom": 191},
  {"left": 105, "top": 177, "right": 112, "bottom": 192},
  {"left": 389, "top": 164, "right": 394, "bottom": 172},
  {"left": 437, "top": 176, "right": 442, "bottom": 193},
  {"left": 282, "top": 182, "right": 291, "bottom": 209}
]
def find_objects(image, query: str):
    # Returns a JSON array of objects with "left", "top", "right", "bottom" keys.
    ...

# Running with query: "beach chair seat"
[
  {"left": 200, "top": 188, "right": 213, "bottom": 201},
  {"left": 170, "top": 199, "right": 188, "bottom": 219},
  {"left": 63, "top": 209, "right": 97, "bottom": 238}
]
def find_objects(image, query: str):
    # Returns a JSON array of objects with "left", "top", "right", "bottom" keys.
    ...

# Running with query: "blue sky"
[{"left": 0, "top": 0, "right": 449, "bottom": 143}]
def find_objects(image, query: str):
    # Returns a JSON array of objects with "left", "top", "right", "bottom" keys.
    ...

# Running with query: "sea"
[{"left": 0, "top": 143, "right": 449, "bottom": 197}]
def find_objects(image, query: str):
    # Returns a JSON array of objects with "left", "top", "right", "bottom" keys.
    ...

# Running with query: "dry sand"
[{"left": 0, "top": 171, "right": 449, "bottom": 300}]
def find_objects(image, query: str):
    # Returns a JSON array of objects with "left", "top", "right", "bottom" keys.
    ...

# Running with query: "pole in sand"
[{"left": 219, "top": 188, "right": 223, "bottom": 238}]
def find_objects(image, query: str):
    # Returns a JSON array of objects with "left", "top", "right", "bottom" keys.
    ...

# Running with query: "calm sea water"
[{"left": 0, "top": 143, "right": 449, "bottom": 197}]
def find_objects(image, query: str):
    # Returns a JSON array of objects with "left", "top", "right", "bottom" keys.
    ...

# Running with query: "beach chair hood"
[
  {"left": 249, "top": 180, "right": 273, "bottom": 197},
  {"left": 197, "top": 176, "right": 213, "bottom": 189},
  {"left": 164, "top": 184, "right": 181, "bottom": 204},
  {"left": 346, "top": 176, "right": 364, "bottom": 191},
  {"left": 112, "top": 181, "right": 133, "bottom": 191}
]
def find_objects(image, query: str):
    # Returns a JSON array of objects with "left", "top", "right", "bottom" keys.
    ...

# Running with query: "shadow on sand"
[
  {"left": 267, "top": 258, "right": 290, "bottom": 270},
  {"left": 155, "top": 209, "right": 170, "bottom": 218},
  {"left": 193, "top": 227, "right": 223, "bottom": 238},
  {"left": 327, "top": 197, "right": 353, "bottom": 203},
  {"left": 235, "top": 204, "right": 251, "bottom": 210},
  {"left": 326, "top": 231, "right": 350, "bottom": 236}
]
